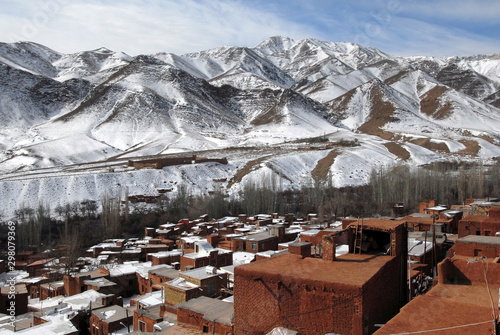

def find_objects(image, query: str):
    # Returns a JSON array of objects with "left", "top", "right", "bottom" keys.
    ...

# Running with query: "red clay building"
[
  {"left": 148, "top": 267, "right": 180, "bottom": 292},
  {"left": 147, "top": 250, "right": 182, "bottom": 266},
  {"left": 180, "top": 241, "right": 232, "bottom": 271},
  {"left": 164, "top": 266, "right": 229, "bottom": 306},
  {"left": 375, "top": 241, "right": 500, "bottom": 335},
  {"left": 64, "top": 267, "right": 110, "bottom": 296},
  {"left": 458, "top": 206, "right": 500, "bottom": 237},
  {"left": 89, "top": 304, "right": 133, "bottom": 335},
  {"left": 133, "top": 303, "right": 169, "bottom": 332},
  {"left": 177, "top": 296, "right": 234, "bottom": 334},
  {"left": 39, "top": 281, "right": 65, "bottom": 300},
  {"left": 238, "top": 232, "right": 279, "bottom": 253},
  {"left": 234, "top": 219, "right": 408, "bottom": 335},
  {"left": 451, "top": 235, "right": 500, "bottom": 258}
]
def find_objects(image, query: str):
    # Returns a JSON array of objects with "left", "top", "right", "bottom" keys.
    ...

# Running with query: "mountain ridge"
[{"left": 0, "top": 36, "right": 499, "bottom": 218}]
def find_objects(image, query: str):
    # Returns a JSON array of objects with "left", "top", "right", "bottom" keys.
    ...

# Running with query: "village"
[{"left": 0, "top": 197, "right": 499, "bottom": 335}]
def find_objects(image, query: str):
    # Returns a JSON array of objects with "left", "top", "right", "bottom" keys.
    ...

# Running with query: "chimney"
[{"left": 322, "top": 234, "right": 336, "bottom": 261}]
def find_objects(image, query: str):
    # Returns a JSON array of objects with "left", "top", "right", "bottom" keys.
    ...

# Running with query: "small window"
[
  {"left": 485, "top": 231, "right": 491, "bottom": 236},
  {"left": 252, "top": 242, "right": 257, "bottom": 251},
  {"left": 139, "top": 320, "right": 146, "bottom": 332},
  {"left": 203, "top": 325, "right": 209, "bottom": 333},
  {"left": 476, "top": 230, "right": 481, "bottom": 236},
  {"left": 474, "top": 249, "right": 482, "bottom": 256}
]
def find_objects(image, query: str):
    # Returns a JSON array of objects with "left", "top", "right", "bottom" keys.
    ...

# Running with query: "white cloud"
[
  {"left": 0, "top": 0, "right": 319, "bottom": 55},
  {"left": 401, "top": 0, "right": 500, "bottom": 23},
  {"left": 365, "top": 16, "right": 500, "bottom": 57},
  {"left": 0, "top": 0, "right": 498, "bottom": 57}
]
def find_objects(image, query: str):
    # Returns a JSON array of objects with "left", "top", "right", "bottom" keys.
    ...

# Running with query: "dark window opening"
[{"left": 355, "top": 230, "right": 391, "bottom": 255}]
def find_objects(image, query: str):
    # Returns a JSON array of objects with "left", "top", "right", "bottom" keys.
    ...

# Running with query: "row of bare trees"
[{"left": 2, "top": 162, "right": 498, "bottom": 258}]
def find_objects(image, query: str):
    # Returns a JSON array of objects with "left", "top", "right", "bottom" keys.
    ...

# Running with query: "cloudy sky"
[{"left": 1, "top": 0, "right": 499, "bottom": 57}]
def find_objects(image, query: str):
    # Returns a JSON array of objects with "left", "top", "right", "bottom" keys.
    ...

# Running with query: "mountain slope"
[{"left": 0, "top": 37, "right": 499, "bottom": 218}]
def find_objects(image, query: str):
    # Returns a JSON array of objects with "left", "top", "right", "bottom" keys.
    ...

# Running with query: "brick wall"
[
  {"left": 164, "top": 285, "right": 200, "bottom": 306},
  {"left": 458, "top": 216, "right": 500, "bottom": 238},
  {"left": 438, "top": 258, "right": 500, "bottom": 285},
  {"left": 245, "top": 238, "right": 278, "bottom": 253},
  {"left": 149, "top": 253, "right": 181, "bottom": 266},
  {"left": 134, "top": 309, "right": 162, "bottom": 332},
  {"left": 234, "top": 269, "right": 364, "bottom": 335},
  {"left": 137, "top": 273, "right": 150, "bottom": 295},
  {"left": 180, "top": 256, "right": 197, "bottom": 271},
  {"left": 177, "top": 308, "right": 233, "bottom": 335},
  {"left": 150, "top": 272, "right": 178, "bottom": 288},
  {"left": 453, "top": 240, "right": 500, "bottom": 258},
  {"left": 63, "top": 275, "right": 81, "bottom": 296},
  {"left": 361, "top": 257, "right": 403, "bottom": 334}
]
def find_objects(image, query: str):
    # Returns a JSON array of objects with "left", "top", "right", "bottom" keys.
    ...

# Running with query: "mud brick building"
[
  {"left": 83, "top": 277, "right": 120, "bottom": 296},
  {"left": 180, "top": 241, "right": 232, "bottom": 271},
  {"left": 300, "top": 228, "right": 349, "bottom": 257},
  {"left": 147, "top": 250, "right": 182, "bottom": 267},
  {"left": 39, "top": 281, "right": 65, "bottom": 300},
  {"left": 133, "top": 303, "right": 166, "bottom": 332},
  {"left": 176, "top": 296, "right": 234, "bottom": 334},
  {"left": 375, "top": 238, "right": 500, "bottom": 335},
  {"left": 238, "top": 231, "right": 279, "bottom": 253},
  {"left": 451, "top": 235, "right": 500, "bottom": 258},
  {"left": 234, "top": 219, "right": 408, "bottom": 335},
  {"left": 136, "top": 265, "right": 179, "bottom": 295},
  {"left": 164, "top": 266, "right": 229, "bottom": 306},
  {"left": 64, "top": 267, "right": 110, "bottom": 296},
  {"left": 89, "top": 304, "right": 133, "bottom": 335},
  {"left": 458, "top": 206, "right": 500, "bottom": 237},
  {"left": 148, "top": 267, "right": 180, "bottom": 292},
  {"left": 25, "top": 258, "right": 57, "bottom": 277}
]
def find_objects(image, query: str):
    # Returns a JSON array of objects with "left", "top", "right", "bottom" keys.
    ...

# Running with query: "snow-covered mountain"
[{"left": 1, "top": 37, "right": 499, "bottom": 218}]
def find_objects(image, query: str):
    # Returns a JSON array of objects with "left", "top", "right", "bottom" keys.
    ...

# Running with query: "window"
[
  {"left": 139, "top": 320, "right": 146, "bottom": 332},
  {"left": 474, "top": 249, "right": 482, "bottom": 256},
  {"left": 207, "top": 281, "right": 216, "bottom": 295},
  {"left": 252, "top": 242, "right": 257, "bottom": 251},
  {"left": 485, "top": 231, "right": 491, "bottom": 236},
  {"left": 203, "top": 325, "right": 209, "bottom": 333}
]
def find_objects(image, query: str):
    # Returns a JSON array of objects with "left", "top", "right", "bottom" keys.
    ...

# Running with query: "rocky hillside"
[{"left": 0, "top": 37, "right": 499, "bottom": 218}]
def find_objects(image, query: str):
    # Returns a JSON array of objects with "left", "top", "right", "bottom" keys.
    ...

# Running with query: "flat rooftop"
[
  {"left": 240, "top": 231, "right": 276, "bottom": 242},
  {"left": 375, "top": 283, "right": 500, "bottom": 335},
  {"left": 235, "top": 252, "right": 395, "bottom": 288},
  {"left": 346, "top": 219, "right": 404, "bottom": 232},
  {"left": 457, "top": 235, "right": 500, "bottom": 245},
  {"left": 177, "top": 296, "right": 233, "bottom": 326}
]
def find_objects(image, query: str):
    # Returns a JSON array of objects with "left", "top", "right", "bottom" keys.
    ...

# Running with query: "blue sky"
[{"left": 1, "top": 0, "right": 499, "bottom": 57}]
